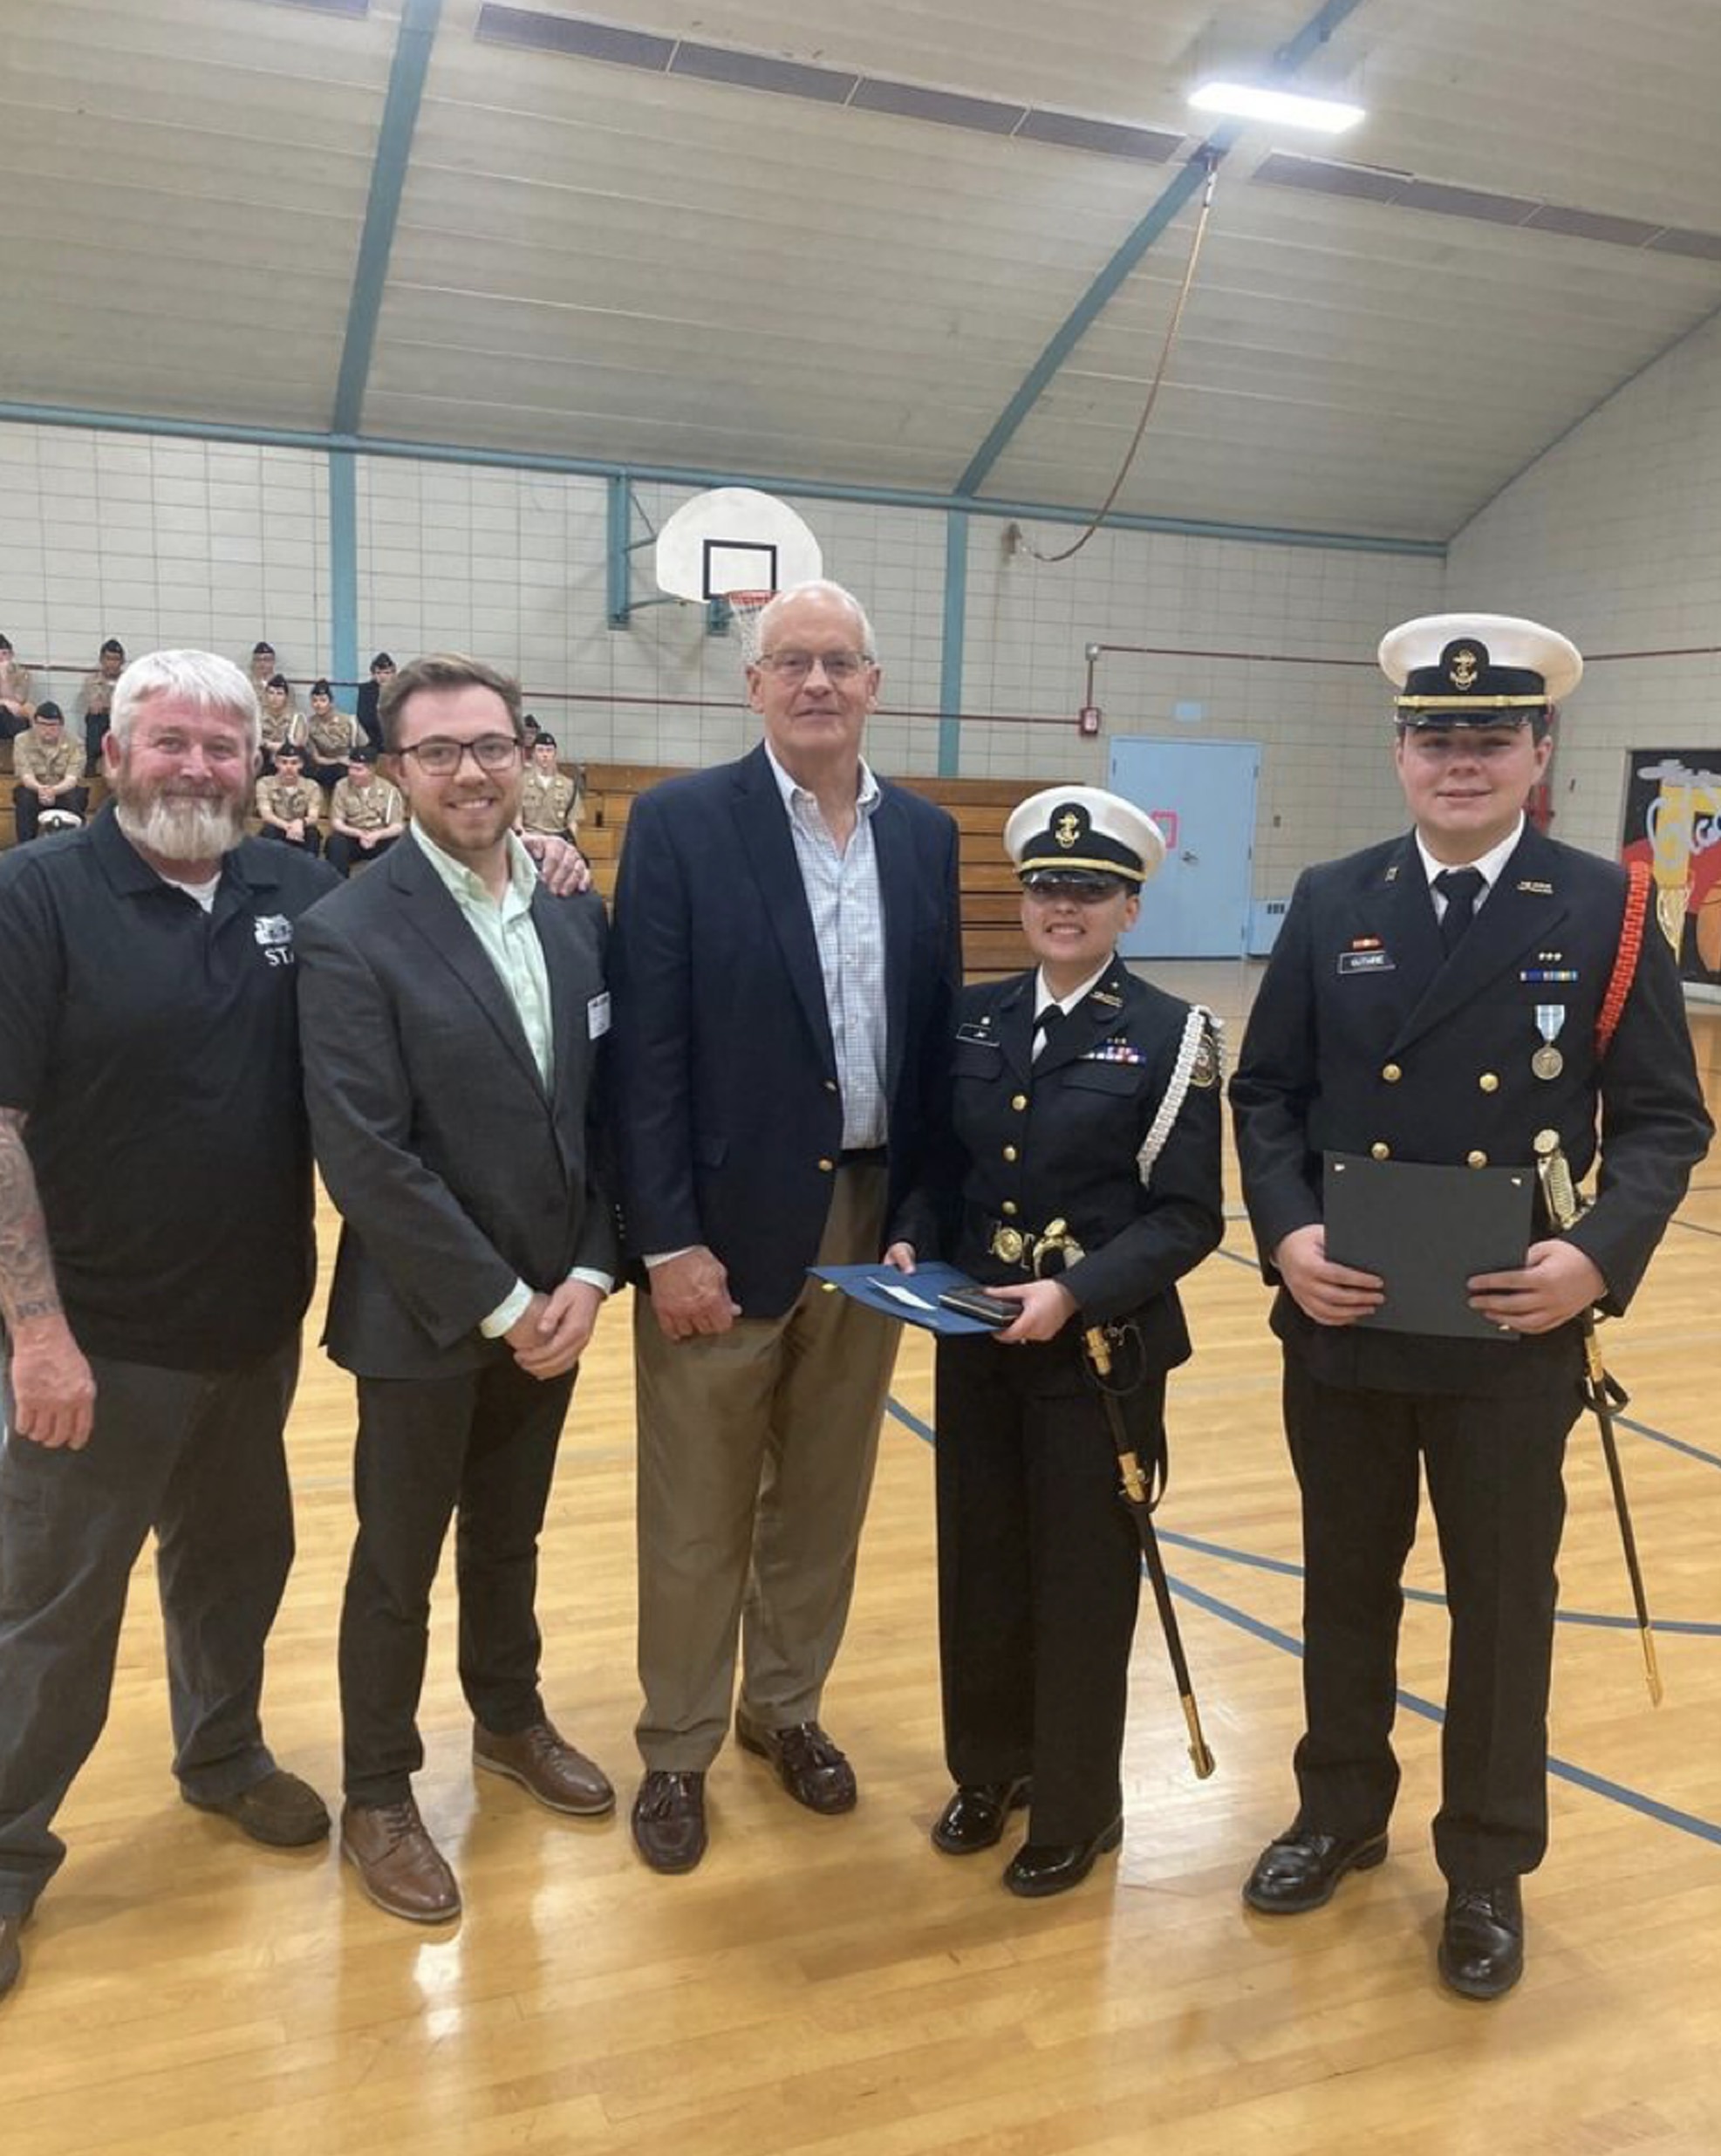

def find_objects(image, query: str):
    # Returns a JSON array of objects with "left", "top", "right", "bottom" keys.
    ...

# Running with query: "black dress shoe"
[
  {"left": 1002, "top": 1816, "right": 1123, "bottom": 1899},
  {"left": 931, "top": 1777, "right": 1031, "bottom": 1855},
  {"left": 1242, "top": 1824, "right": 1389, "bottom": 1914},
  {"left": 631, "top": 1770, "right": 707, "bottom": 1873},
  {"left": 734, "top": 1715, "right": 857, "bottom": 1814},
  {"left": 1438, "top": 1880, "right": 1524, "bottom": 2000}
]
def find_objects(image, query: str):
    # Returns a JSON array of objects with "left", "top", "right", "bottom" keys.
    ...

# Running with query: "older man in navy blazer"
[{"left": 610, "top": 579, "right": 962, "bottom": 1871}]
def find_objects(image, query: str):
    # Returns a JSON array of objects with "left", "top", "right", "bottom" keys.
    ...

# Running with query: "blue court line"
[{"left": 883, "top": 1394, "right": 1721, "bottom": 1849}]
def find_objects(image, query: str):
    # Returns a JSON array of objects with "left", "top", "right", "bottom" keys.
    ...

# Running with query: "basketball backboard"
[{"left": 653, "top": 487, "right": 823, "bottom": 603}]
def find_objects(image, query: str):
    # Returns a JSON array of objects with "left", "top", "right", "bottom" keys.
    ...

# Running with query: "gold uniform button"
[
  {"left": 1011, "top": 1094, "right": 1028, "bottom": 1112},
  {"left": 817, "top": 1156, "right": 835, "bottom": 1173},
  {"left": 1381, "top": 1063, "right": 1402, "bottom": 1084},
  {"left": 1001, "top": 1199, "right": 1019, "bottom": 1218},
  {"left": 1479, "top": 1072, "right": 1499, "bottom": 1093},
  {"left": 1001, "top": 1144, "right": 1019, "bottom": 1163},
  {"left": 1370, "top": 1142, "right": 1390, "bottom": 1161},
  {"left": 1467, "top": 1150, "right": 1488, "bottom": 1168}
]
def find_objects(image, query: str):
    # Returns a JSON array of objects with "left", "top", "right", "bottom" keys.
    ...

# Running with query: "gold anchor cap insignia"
[
  {"left": 1449, "top": 646, "right": 1479, "bottom": 689},
  {"left": 1053, "top": 807, "right": 1084, "bottom": 850}
]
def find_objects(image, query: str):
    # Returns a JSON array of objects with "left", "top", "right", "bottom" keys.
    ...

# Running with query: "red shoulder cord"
[{"left": 1596, "top": 858, "right": 1652, "bottom": 1057}]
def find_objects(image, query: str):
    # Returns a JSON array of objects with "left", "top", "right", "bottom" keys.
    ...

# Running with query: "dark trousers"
[
  {"left": 339, "top": 1355, "right": 576, "bottom": 1805},
  {"left": 933, "top": 1332, "right": 1153, "bottom": 1846},
  {"left": 259, "top": 823, "right": 324, "bottom": 857},
  {"left": 0, "top": 1340, "right": 300, "bottom": 1914},
  {"left": 13, "top": 786, "right": 89, "bottom": 843},
  {"left": 1283, "top": 1357, "right": 1578, "bottom": 1884},
  {"left": 326, "top": 831, "right": 399, "bottom": 877},
  {"left": 84, "top": 713, "right": 110, "bottom": 774}
]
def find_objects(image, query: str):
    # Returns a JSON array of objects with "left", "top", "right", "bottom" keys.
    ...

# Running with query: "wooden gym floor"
[{"left": 6, "top": 965, "right": 1721, "bottom": 2154}]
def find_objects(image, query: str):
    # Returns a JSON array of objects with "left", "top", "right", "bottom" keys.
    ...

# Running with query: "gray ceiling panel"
[{"left": 3, "top": 0, "right": 1720, "bottom": 544}]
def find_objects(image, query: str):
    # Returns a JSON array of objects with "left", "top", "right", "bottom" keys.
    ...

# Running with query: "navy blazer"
[
  {"left": 1231, "top": 822, "right": 1711, "bottom": 1395},
  {"left": 608, "top": 742, "right": 962, "bottom": 1318},
  {"left": 297, "top": 836, "right": 619, "bottom": 1381}
]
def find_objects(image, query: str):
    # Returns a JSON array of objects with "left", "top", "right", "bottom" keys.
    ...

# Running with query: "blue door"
[{"left": 1107, "top": 738, "right": 1260, "bottom": 959}]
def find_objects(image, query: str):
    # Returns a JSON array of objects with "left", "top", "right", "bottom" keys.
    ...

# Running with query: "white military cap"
[
  {"left": 1378, "top": 612, "right": 1582, "bottom": 723},
  {"left": 1004, "top": 785, "right": 1165, "bottom": 887}
]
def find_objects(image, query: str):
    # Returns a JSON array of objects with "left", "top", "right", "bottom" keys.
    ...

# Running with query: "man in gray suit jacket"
[{"left": 297, "top": 654, "right": 619, "bottom": 1926}]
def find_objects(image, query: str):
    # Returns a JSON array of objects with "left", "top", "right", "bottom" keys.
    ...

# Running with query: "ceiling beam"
[
  {"left": 332, "top": 0, "right": 444, "bottom": 434},
  {"left": 955, "top": 0, "right": 1371, "bottom": 499}
]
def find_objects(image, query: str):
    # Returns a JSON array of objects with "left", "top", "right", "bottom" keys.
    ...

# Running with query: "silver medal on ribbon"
[{"left": 1532, "top": 1003, "right": 1565, "bottom": 1081}]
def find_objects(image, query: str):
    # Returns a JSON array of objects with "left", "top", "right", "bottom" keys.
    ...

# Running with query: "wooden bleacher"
[{"left": 577, "top": 762, "right": 1038, "bottom": 978}]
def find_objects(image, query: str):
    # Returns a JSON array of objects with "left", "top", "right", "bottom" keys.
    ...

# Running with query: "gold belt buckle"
[{"left": 990, "top": 1225, "right": 1027, "bottom": 1265}]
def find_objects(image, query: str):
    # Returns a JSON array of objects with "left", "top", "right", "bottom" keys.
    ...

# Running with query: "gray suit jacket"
[{"left": 296, "top": 837, "right": 619, "bottom": 1381}]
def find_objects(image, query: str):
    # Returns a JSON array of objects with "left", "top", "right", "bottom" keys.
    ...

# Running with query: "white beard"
[{"left": 113, "top": 788, "right": 249, "bottom": 863}]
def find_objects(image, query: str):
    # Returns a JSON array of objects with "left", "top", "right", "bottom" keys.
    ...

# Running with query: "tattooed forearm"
[{"left": 0, "top": 1107, "right": 65, "bottom": 1328}]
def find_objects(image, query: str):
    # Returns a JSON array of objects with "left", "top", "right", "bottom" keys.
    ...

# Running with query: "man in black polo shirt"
[{"left": 0, "top": 648, "right": 338, "bottom": 2002}]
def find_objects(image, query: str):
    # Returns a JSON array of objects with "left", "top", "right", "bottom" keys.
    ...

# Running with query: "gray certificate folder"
[{"left": 1321, "top": 1153, "right": 1534, "bottom": 1341}]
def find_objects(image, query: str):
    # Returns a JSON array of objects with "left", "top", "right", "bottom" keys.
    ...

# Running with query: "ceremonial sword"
[
  {"left": 1532, "top": 1130, "right": 1663, "bottom": 1706},
  {"left": 1035, "top": 1220, "right": 1216, "bottom": 1777}
]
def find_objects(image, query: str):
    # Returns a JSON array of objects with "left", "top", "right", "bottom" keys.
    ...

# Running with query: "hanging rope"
[{"left": 1021, "top": 157, "right": 1221, "bottom": 565}]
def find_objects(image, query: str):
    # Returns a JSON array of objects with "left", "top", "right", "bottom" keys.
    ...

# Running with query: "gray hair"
[
  {"left": 111, "top": 650, "right": 261, "bottom": 754},
  {"left": 752, "top": 579, "right": 878, "bottom": 665}
]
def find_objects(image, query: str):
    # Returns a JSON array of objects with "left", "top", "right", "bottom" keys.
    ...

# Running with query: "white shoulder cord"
[{"left": 1137, "top": 1005, "right": 1222, "bottom": 1184}]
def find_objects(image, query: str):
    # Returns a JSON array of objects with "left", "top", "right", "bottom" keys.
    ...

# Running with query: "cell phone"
[{"left": 937, "top": 1286, "right": 1019, "bottom": 1327}]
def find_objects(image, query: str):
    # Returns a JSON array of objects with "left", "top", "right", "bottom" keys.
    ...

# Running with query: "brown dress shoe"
[
  {"left": 0, "top": 1913, "right": 22, "bottom": 2002},
  {"left": 474, "top": 1719, "right": 615, "bottom": 1817},
  {"left": 340, "top": 1798, "right": 461, "bottom": 1922},
  {"left": 185, "top": 1768, "right": 331, "bottom": 1847},
  {"left": 734, "top": 1714, "right": 857, "bottom": 1814},
  {"left": 631, "top": 1771, "right": 707, "bottom": 1873}
]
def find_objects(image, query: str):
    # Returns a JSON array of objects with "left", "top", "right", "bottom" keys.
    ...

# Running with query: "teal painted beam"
[
  {"left": 939, "top": 512, "right": 968, "bottom": 776},
  {"left": 0, "top": 404, "right": 1443, "bottom": 558},
  {"left": 333, "top": 0, "right": 443, "bottom": 435},
  {"left": 606, "top": 475, "right": 632, "bottom": 627},
  {"left": 328, "top": 449, "right": 358, "bottom": 688},
  {"left": 956, "top": 0, "right": 1370, "bottom": 498}
]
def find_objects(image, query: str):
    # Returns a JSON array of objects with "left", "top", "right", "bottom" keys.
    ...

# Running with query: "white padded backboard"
[{"left": 654, "top": 487, "right": 823, "bottom": 602}]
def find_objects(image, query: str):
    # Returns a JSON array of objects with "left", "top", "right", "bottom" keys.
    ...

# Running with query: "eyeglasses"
[
  {"left": 398, "top": 734, "right": 523, "bottom": 776},
  {"left": 754, "top": 650, "right": 873, "bottom": 683}
]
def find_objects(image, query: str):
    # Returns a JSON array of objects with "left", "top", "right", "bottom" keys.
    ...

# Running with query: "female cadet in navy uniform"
[{"left": 886, "top": 787, "right": 1223, "bottom": 1896}]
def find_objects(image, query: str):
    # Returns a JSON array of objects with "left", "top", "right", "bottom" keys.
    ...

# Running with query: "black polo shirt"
[{"left": 0, "top": 807, "right": 340, "bottom": 1370}]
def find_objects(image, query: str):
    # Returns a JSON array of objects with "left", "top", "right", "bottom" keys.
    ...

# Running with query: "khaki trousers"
[{"left": 633, "top": 1164, "right": 898, "bottom": 1769}]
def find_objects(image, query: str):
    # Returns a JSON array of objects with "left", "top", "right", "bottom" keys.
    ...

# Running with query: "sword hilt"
[{"left": 1533, "top": 1127, "right": 1583, "bottom": 1233}]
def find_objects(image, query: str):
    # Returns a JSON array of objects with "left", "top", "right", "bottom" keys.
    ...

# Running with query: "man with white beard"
[{"left": 0, "top": 650, "right": 338, "bottom": 2002}]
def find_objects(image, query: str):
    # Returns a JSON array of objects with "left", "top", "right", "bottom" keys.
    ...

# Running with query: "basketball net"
[{"left": 719, "top": 589, "right": 775, "bottom": 663}]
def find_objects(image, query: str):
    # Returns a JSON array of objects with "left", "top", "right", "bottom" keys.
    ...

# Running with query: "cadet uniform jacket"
[
  {"left": 902, "top": 959, "right": 1224, "bottom": 1378},
  {"left": 255, "top": 773, "right": 323, "bottom": 828},
  {"left": 1231, "top": 822, "right": 1711, "bottom": 1396}
]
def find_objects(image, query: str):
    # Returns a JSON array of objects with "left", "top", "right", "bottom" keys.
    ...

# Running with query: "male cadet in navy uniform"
[
  {"left": 886, "top": 787, "right": 1223, "bottom": 1897},
  {"left": 1230, "top": 614, "right": 1711, "bottom": 2000}
]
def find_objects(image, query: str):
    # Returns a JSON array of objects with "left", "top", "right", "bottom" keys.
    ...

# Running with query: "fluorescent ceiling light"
[{"left": 1188, "top": 81, "right": 1365, "bottom": 133}]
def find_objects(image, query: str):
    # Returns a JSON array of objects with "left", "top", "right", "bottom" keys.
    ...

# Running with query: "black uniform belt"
[{"left": 838, "top": 1145, "right": 888, "bottom": 1168}]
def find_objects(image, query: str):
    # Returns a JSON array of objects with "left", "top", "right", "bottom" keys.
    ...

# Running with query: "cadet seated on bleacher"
[
  {"left": 259, "top": 674, "right": 307, "bottom": 771},
  {"left": 304, "top": 679, "right": 365, "bottom": 791},
  {"left": 253, "top": 740, "right": 323, "bottom": 856},
  {"left": 518, "top": 732, "right": 580, "bottom": 838},
  {"left": 324, "top": 743, "right": 406, "bottom": 877},
  {"left": 80, "top": 638, "right": 126, "bottom": 775},
  {"left": 11, "top": 704, "right": 89, "bottom": 843},
  {"left": 0, "top": 636, "right": 35, "bottom": 742}
]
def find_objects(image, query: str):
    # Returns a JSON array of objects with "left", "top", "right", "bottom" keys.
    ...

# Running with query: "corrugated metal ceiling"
[{"left": 2, "top": 0, "right": 1718, "bottom": 543}]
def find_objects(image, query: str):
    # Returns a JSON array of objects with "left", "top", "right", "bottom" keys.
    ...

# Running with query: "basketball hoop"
[{"left": 719, "top": 590, "right": 776, "bottom": 662}]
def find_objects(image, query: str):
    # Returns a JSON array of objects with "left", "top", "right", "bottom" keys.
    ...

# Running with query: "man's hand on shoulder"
[
  {"left": 523, "top": 833, "right": 591, "bottom": 897},
  {"left": 647, "top": 1245, "right": 741, "bottom": 1341},
  {"left": 1274, "top": 1223, "right": 1385, "bottom": 1328},
  {"left": 9, "top": 1313, "right": 97, "bottom": 1450}
]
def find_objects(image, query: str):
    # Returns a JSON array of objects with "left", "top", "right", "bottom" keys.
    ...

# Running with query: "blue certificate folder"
[
  {"left": 1322, "top": 1151, "right": 1534, "bottom": 1341},
  {"left": 809, "top": 1262, "right": 1006, "bottom": 1336}
]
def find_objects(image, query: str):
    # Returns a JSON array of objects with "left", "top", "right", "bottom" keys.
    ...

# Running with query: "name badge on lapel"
[
  {"left": 1338, "top": 949, "right": 1395, "bottom": 975},
  {"left": 587, "top": 990, "right": 611, "bottom": 1040}
]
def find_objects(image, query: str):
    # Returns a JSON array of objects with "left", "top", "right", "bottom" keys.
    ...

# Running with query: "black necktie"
[
  {"left": 1034, "top": 1004, "right": 1066, "bottom": 1057},
  {"left": 1433, "top": 866, "right": 1485, "bottom": 956}
]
